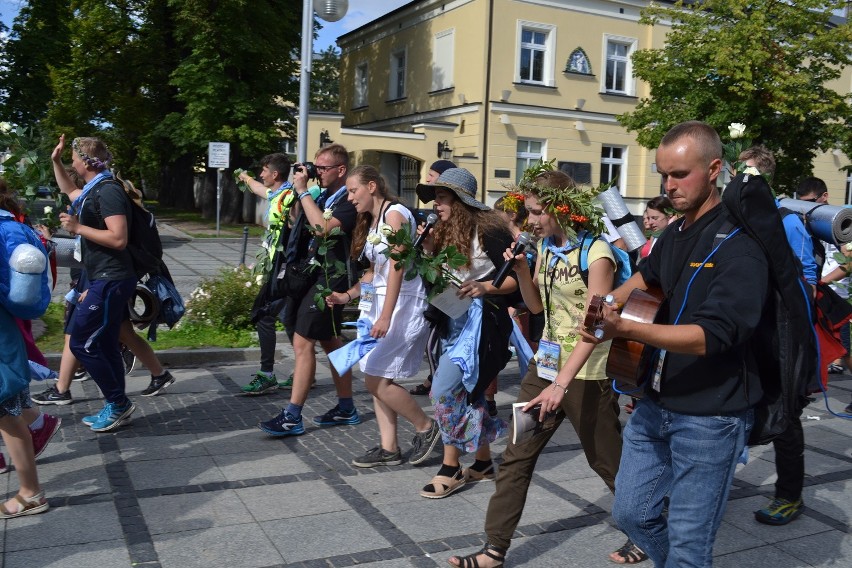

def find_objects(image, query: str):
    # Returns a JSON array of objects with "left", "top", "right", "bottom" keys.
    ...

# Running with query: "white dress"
[{"left": 358, "top": 203, "right": 429, "bottom": 379}]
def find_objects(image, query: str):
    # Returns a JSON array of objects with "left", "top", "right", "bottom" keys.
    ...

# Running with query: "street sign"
[{"left": 208, "top": 142, "right": 230, "bottom": 169}]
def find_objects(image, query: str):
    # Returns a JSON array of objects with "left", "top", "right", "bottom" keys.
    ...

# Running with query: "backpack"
[
  {"left": 577, "top": 230, "right": 633, "bottom": 288},
  {"left": 0, "top": 212, "right": 51, "bottom": 321},
  {"left": 94, "top": 179, "right": 163, "bottom": 279},
  {"left": 717, "top": 173, "right": 818, "bottom": 446}
]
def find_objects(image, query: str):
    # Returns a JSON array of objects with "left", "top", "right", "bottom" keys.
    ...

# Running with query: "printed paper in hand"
[
  {"left": 429, "top": 283, "right": 472, "bottom": 319},
  {"left": 512, "top": 402, "right": 545, "bottom": 445}
]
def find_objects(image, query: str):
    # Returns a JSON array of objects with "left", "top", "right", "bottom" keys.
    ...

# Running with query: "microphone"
[
  {"left": 492, "top": 232, "right": 531, "bottom": 288},
  {"left": 413, "top": 213, "right": 439, "bottom": 249}
]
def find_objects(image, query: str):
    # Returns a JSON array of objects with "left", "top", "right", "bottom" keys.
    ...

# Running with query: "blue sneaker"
[
  {"left": 258, "top": 410, "right": 305, "bottom": 436},
  {"left": 88, "top": 401, "right": 136, "bottom": 432},
  {"left": 312, "top": 405, "right": 361, "bottom": 426}
]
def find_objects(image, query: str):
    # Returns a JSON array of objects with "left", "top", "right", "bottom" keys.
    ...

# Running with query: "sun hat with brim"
[{"left": 416, "top": 167, "right": 489, "bottom": 211}]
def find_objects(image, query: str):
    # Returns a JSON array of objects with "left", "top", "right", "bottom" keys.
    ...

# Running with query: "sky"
[{"left": 0, "top": 0, "right": 410, "bottom": 50}]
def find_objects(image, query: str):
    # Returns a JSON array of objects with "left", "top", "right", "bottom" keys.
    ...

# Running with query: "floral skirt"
[
  {"left": 433, "top": 382, "right": 507, "bottom": 453},
  {"left": 0, "top": 386, "right": 31, "bottom": 419}
]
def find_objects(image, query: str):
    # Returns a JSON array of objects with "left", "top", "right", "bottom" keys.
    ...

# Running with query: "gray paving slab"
[{"left": 15, "top": 233, "right": 852, "bottom": 567}]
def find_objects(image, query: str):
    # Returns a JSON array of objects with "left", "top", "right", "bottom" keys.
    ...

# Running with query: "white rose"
[
  {"left": 245, "top": 281, "right": 252, "bottom": 287},
  {"left": 367, "top": 233, "right": 382, "bottom": 245},
  {"left": 742, "top": 166, "right": 761, "bottom": 176},
  {"left": 845, "top": 243, "right": 852, "bottom": 252},
  {"left": 43, "top": 206, "right": 53, "bottom": 215},
  {"left": 322, "top": 209, "right": 333, "bottom": 220},
  {"left": 255, "top": 275, "right": 263, "bottom": 285},
  {"left": 0, "top": 122, "right": 11, "bottom": 133},
  {"left": 729, "top": 123, "right": 746, "bottom": 139},
  {"left": 380, "top": 223, "right": 393, "bottom": 236}
]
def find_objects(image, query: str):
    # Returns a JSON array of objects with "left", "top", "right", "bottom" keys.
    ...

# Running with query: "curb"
[{"left": 42, "top": 347, "right": 268, "bottom": 370}]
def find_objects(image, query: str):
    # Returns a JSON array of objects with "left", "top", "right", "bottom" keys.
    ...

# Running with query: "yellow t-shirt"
[{"left": 537, "top": 238, "right": 615, "bottom": 381}]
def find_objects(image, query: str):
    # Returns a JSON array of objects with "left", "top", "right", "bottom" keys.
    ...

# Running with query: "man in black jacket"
[{"left": 587, "top": 121, "right": 768, "bottom": 567}]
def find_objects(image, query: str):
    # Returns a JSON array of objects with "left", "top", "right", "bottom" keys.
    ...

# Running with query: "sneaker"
[
  {"left": 141, "top": 371, "right": 175, "bottom": 397},
  {"left": 352, "top": 446, "right": 404, "bottom": 468},
  {"left": 409, "top": 419, "right": 441, "bottom": 465},
  {"left": 754, "top": 497, "right": 804, "bottom": 525},
  {"left": 828, "top": 363, "right": 845, "bottom": 374},
  {"left": 0, "top": 453, "right": 8, "bottom": 474},
  {"left": 88, "top": 401, "right": 137, "bottom": 432},
  {"left": 278, "top": 374, "right": 317, "bottom": 389},
  {"left": 257, "top": 410, "right": 305, "bottom": 436},
  {"left": 240, "top": 372, "right": 278, "bottom": 395},
  {"left": 31, "top": 414, "right": 61, "bottom": 459},
  {"left": 121, "top": 344, "right": 137, "bottom": 374},
  {"left": 72, "top": 368, "right": 90, "bottom": 382},
  {"left": 32, "top": 386, "right": 72, "bottom": 406},
  {"left": 312, "top": 405, "right": 361, "bottom": 426}
]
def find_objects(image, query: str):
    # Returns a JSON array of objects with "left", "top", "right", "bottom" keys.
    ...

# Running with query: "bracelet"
[
  {"left": 345, "top": 291, "right": 352, "bottom": 302},
  {"left": 298, "top": 191, "right": 311, "bottom": 200},
  {"left": 551, "top": 381, "right": 569, "bottom": 395}
]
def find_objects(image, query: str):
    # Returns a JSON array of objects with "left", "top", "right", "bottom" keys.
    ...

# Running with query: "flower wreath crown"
[
  {"left": 72, "top": 138, "right": 113, "bottom": 171},
  {"left": 505, "top": 159, "right": 606, "bottom": 241}
]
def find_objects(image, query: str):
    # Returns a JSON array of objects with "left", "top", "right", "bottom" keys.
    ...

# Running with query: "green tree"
[
  {"left": 618, "top": 0, "right": 852, "bottom": 193},
  {"left": 0, "top": 0, "right": 73, "bottom": 126},
  {"left": 311, "top": 45, "right": 340, "bottom": 112}
]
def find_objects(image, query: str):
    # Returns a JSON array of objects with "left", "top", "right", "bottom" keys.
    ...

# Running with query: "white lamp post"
[{"left": 297, "top": 0, "right": 348, "bottom": 163}]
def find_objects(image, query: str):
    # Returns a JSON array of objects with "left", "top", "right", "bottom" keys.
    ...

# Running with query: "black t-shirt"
[
  {"left": 639, "top": 204, "right": 768, "bottom": 415},
  {"left": 292, "top": 188, "right": 357, "bottom": 291},
  {"left": 79, "top": 180, "right": 135, "bottom": 281}
]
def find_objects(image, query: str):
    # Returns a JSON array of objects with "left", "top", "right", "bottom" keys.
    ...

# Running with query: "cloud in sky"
[{"left": 316, "top": 0, "right": 410, "bottom": 50}]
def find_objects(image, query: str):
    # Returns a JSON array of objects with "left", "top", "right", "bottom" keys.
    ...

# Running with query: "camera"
[{"left": 294, "top": 161, "right": 318, "bottom": 179}]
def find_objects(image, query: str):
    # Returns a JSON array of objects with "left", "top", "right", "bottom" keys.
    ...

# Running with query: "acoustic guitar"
[{"left": 584, "top": 288, "right": 664, "bottom": 389}]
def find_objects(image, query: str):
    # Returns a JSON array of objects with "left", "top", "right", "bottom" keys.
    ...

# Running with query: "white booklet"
[
  {"left": 512, "top": 402, "right": 544, "bottom": 445},
  {"left": 429, "top": 283, "right": 472, "bottom": 319}
]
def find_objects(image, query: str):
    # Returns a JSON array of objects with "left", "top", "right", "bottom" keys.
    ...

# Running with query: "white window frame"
[
  {"left": 515, "top": 21, "right": 556, "bottom": 86},
  {"left": 354, "top": 62, "right": 368, "bottom": 108},
  {"left": 389, "top": 48, "right": 407, "bottom": 100},
  {"left": 601, "top": 145, "right": 627, "bottom": 193},
  {"left": 431, "top": 29, "right": 455, "bottom": 92},
  {"left": 846, "top": 172, "right": 852, "bottom": 205},
  {"left": 602, "top": 35, "right": 637, "bottom": 96},
  {"left": 516, "top": 139, "right": 546, "bottom": 182}
]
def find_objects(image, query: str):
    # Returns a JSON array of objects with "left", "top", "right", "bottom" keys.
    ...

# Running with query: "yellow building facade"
[{"left": 300, "top": 0, "right": 851, "bottom": 211}]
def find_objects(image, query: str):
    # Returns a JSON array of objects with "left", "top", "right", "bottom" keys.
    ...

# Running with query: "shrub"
[{"left": 184, "top": 266, "right": 263, "bottom": 330}]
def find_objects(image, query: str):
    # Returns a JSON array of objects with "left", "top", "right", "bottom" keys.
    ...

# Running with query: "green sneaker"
[
  {"left": 754, "top": 497, "right": 804, "bottom": 525},
  {"left": 240, "top": 372, "right": 278, "bottom": 396}
]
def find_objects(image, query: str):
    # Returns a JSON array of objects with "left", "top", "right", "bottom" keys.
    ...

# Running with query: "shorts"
[
  {"left": 0, "top": 387, "right": 32, "bottom": 419},
  {"left": 282, "top": 292, "right": 345, "bottom": 342}
]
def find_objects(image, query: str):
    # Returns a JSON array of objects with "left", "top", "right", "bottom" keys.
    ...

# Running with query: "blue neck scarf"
[
  {"left": 542, "top": 233, "right": 582, "bottom": 268},
  {"left": 71, "top": 171, "right": 114, "bottom": 214}
]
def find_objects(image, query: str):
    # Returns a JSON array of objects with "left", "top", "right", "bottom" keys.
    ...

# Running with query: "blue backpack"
[
  {"left": 0, "top": 212, "right": 51, "bottom": 321},
  {"left": 577, "top": 230, "right": 632, "bottom": 288}
]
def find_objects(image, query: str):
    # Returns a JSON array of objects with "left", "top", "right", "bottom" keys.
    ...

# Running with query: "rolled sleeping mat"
[
  {"left": 776, "top": 198, "right": 852, "bottom": 245},
  {"left": 128, "top": 282, "right": 159, "bottom": 329},
  {"left": 595, "top": 186, "right": 647, "bottom": 252},
  {"left": 52, "top": 236, "right": 84, "bottom": 269}
]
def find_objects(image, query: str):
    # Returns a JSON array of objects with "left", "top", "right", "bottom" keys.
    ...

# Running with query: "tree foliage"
[
  {"left": 311, "top": 45, "right": 340, "bottom": 112},
  {"left": 618, "top": 0, "right": 852, "bottom": 193}
]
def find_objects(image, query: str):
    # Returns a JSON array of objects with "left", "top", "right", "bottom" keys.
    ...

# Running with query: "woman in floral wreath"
[
  {"left": 448, "top": 169, "right": 642, "bottom": 567},
  {"left": 414, "top": 167, "right": 518, "bottom": 499},
  {"left": 326, "top": 165, "right": 441, "bottom": 468}
]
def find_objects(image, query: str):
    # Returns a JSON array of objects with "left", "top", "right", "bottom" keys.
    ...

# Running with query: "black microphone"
[
  {"left": 413, "top": 213, "right": 439, "bottom": 249},
  {"left": 492, "top": 232, "right": 531, "bottom": 288}
]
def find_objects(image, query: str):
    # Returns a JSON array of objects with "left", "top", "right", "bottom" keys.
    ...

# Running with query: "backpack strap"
[
  {"left": 713, "top": 219, "right": 736, "bottom": 249},
  {"left": 577, "top": 231, "right": 597, "bottom": 287}
]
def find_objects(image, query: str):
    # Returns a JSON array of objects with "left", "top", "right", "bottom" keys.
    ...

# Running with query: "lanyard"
[{"left": 71, "top": 171, "right": 113, "bottom": 214}]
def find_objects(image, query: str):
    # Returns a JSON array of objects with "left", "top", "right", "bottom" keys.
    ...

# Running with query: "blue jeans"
[{"left": 612, "top": 398, "right": 753, "bottom": 568}]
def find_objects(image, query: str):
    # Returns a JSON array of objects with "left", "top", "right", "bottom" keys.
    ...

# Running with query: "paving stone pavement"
[{"left": 15, "top": 226, "right": 852, "bottom": 567}]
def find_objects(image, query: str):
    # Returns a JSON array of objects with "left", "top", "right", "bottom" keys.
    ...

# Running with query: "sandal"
[
  {"left": 448, "top": 543, "right": 507, "bottom": 567},
  {"left": 609, "top": 538, "right": 648, "bottom": 564},
  {"left": 0, "top": 491, "right": 49, "bottom": 519},
  {"left": 420, "top": 469, "right": 466, "bottom": 499},
  {"left": 409, "top": 381, "right": 431, "bottom": 396},
  {"left": 463, "top": 462, "right": 495, "bottom": 483}
]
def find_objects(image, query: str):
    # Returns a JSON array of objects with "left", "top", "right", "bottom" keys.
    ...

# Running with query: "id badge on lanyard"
[
  {"left": 359, "top": 282, "right": 375, "bottom": 312},
  {"left": 535, "top": 339, "right": 561, "bottom": 382}
]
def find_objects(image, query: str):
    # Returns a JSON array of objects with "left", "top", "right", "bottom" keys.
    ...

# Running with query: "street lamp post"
[{"left": 297, "top": 0, "right": 348, "bottom": 164}]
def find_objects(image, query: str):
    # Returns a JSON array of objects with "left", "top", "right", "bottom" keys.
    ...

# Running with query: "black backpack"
[
  {"left": 717, "top": 173, "right": 818, "bottom": 446},
  {"left": 95, "top": 180, "right": 163, "bottom": 279}
]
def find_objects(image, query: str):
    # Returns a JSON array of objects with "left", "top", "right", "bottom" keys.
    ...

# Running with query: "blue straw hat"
[{"left": 416, "top": 168, "right": 488, "bottom": 210}]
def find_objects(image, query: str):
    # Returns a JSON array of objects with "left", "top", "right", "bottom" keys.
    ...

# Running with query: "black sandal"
[
  {"left": 609, "top": 538, "right": 648, "bottom": 564},
  {"left": 448, "top": 543, "right": 507, "bottom": 567}
]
